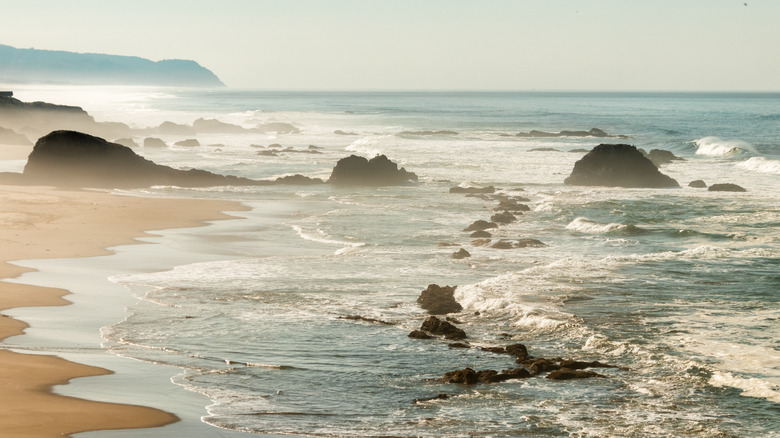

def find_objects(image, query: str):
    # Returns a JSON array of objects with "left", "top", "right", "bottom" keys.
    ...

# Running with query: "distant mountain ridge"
[{"left": 0, "top": 44, "right": 224, "bottom": 87}]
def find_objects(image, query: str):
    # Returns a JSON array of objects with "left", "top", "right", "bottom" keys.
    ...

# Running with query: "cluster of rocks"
[
  {"left": 512, "top": 128, "right": 628, "bottom": 139},
  {"left": 404, "top": 283, "right": 621, "bottom": 392},
  {"left": 446, "top": 186, "right": 544, "bottom": 259},
  {"left": 1, "top": 131, "right": 420, "bottom": 189}
]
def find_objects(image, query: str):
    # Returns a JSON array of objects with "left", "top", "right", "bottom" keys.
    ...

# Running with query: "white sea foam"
[
  {"left": 344, "top": 136, "right": 387, "bottom": 157},
  {"left": 710, "top": 371, "right": 780, "bottom": 403},
  {"left": 565, "top": 217, "right": 635, "bottom": 234},
  {"left": 693, "top": 136, "right": 755, "bottom": 156},
  {"left": 290, "top": 225, "right": 365, "bottom": 252},
  {"left": 736, "top": 156, "right": 780, "bottom": 175}
]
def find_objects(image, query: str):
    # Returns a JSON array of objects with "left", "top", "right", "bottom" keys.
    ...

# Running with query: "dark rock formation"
[
  {"left": 688, "top": 180, "right": 707, "bottom": 188},
  {"left": 452, "top": 248, "right": 471, "bottom": 259},
  {"left": 408, "top": 330, "right": 433, "bottom": 339},
  {"left": 708, "top": 183, "right": 747, "bottom": 192},
  {"left": 546, "top": 369, "right": 606, "bottom": 380},
  {"left": 273, "top": 174, "right": 326, "bottom": 185},
  {"left": 529, "top": 147, "right": 561, "bottom": 152},
  {"left": 469, "top": 230, "right": 492, "bottom": 238},
  {"left": 564, "top": 144, "right": 680, "bottom": 188},
  {"left": 338, "top": 315, "right": 393, "bottom": 325},
  {"left": 449, "top": 186, "right": 496, "bottom": 194},
  {"left": 328, "top": 155, "right": 418, "bottom": 186},
  {"left": 413, "top": 394, "right": 450, "bottom": 404},
  {"left": 193, "top": 118, "right": 246, "bottom": 133},
  {"left": 644, "top": 149, "right": 685, "bottom": 166},
  {"left": 441, "top": 367, "right": 531, "bottom": 384},
  {"left": 114, "top": 138, "right": 139, "bottom": 148},
  {"left": 491, "top": 211, "right": 517, "bottom": 224},
  {"left": 419, "top": 316, "right": 467, "bottom": 340},
  {"left": 516, "top": 128, "right": 627, "bottom": 139},
  {"left": 491, "top": 239, "right": 546, "bottom": 249},
  {"left": 143, "top": 137, "right": 167, "bottom": 147},
  {"left": 175, "top": 139, "right": 200, "bottom": 147},
  {"left": 527, "top": 359, "right": 562, "bottom": 375},
  {"left": 464, "top": 220, "right": 498, "bottom": 232},
  {"left": 397, "top": 130, "right": 458, "bottom": 136},
  {"left": 442, "top": 368, "right": 479, "bottom": 384},
  {"left": 494, "top": 200, "right": 530, "bottom": 212},
  {"left": 417, "top": 284, "right": 462, "bottom": 315},
  {"left": 22, "top": 130, "right": 259, "bottom": 188},
  {"left": 559, "top": 359, "right": 616, "bottom": 370},
  {"left": 334, "top": 130, "right": 358, "bottom": 136}
]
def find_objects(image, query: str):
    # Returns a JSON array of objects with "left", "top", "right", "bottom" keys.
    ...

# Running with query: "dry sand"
[{"left": 0, "top": 184, "right": 245, "bottom": 437}]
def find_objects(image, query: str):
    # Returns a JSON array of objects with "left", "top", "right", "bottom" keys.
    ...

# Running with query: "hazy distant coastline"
[{"left": 0, "top": 44, "right": 224, "bottom": 87}]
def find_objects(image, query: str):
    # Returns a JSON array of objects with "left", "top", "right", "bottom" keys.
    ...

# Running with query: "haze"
[{"left": 1, "top": 0, "right": 778, "bottom": 91}]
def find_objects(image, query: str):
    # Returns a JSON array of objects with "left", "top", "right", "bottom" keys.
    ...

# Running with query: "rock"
[
  {"left": 0, "top": 126, "right": 31, "bottom": 145},
  {"left": 255, "top": 122, "right": 299, "bottom": 134},
  {"left": 338, "top": 315, "right": 393, "bottom": 325},
  {"left": 527, "top": 359, "right": 561, "bottom": 375},
  {"left": 449, "top": 186, "right": 496, "bottom": 194},
  {"left": 22, "top": 130, "right": 260, "bottom": 189},
  {"left": 516, "top": 128, "right": 625, "bottom": 138},
  {"left": 413, "top": 394, "right": 450, "bottom": 404},
  {"left": 559, "top": 359, "right": 617, "bottom": 370},
  {"left": 452, "top": 248, "right": 471, "bottom": 259},
  {"left": 708, "top": 183, "right": 747, "bottom": 192},
  {"left": 334, "top": 130, "right": 358, "bottom": 135},
  {"left": 258, "top": 150, "right": 279, "bottom": 156},
  {"left": 505, "top": 343, "right": 530, "bottom": 361},
  {"left": 417, "top": 284, "right": 462, "bottom": 315},
  {"left": 529, "top": 147, "right": 561, "bottom": 152},
  {"left": 490, "top": 211, "right": 517, "bottom": 224},
  {"left": 114, "top": 138, "right": 139, "bottom": 148},
  {"left": 175, "top": 138, "right": 200, "bottom": 147},
  {"left": 408, "top": 330, "right": 432, "bottom": 339},
  {"left": 193, "top": 118, "right": 247, "bottom": 133},
  {"left": 546, "top": 368, "right": 607, "bottom": 380},
  {"left": 442, "top": 368, "right": 479, "bottom": 384},
  {"left": 564, "top": 144, "right": 680, "bottom": 188},
  {"left": 143, "top": 137, "right": 167, "bottom": 147},
  {"left": 420, "top": 316, "right": 467, "bottom": 340},
  {"left": 494, "top": 200, "right": 530, "bottom": 212},
  {"left": 688, "top": 180, "right": 707, "bottom": 188},
  {"left": 398, "top": 130, "right": 458, "bottom": 136},
  {"left": 328, "top": 154, "right": 418, "bottom": 186},
  {"left": 500, "top": 367, "right": 532, "bottom": 379},
  {"left": 157, "top": 121, "right": 195, "bottom": 135},
  {"left": 464, "top": 220, "right": 498, "bottom": 232},
  {"left": 448, "top": 342, "right": 470, "bottom": 349},
  {"left": 469, "top": 230, "right": 492, "bottom": 238},
  {"left": 491, "top": 239, "right": 545, "bottom": 249},
  {"left": 471, "top": 239, "right": 492, "bottom": 247},
  {"left": 273, "top": 174, "right": 326, "bottom": 185},
  {"left": 570, "top": 148, "right": 590, "bottom": 153},
  {"left": 645, "top": 149, "right": 684, "bottom": 166}
]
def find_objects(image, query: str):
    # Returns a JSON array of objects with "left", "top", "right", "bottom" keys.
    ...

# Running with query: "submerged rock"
[
  {"left": 464, "top": 220, "right": 498, "bottom": 232},
  {"left": 564, "top": 144, "right": 679, "bottom": 188},
  {"left": 417, "top": 285, "right": 462, "bottom": 315},
  {"left": 452, "top": 248, "right": 471, "bottom": 259},
  {"left": 328, "top": 154, "right": 418, "bottom": 186},
  {"left": 449, "top": 186, "right": 496, "bottom": 194},
  {"left": 491, "top": 239, "right": 545, "bottom": 249},
  {"left": 708, "top": 183, "right": 747, "bottom": 192},
  {"left": 516, "top": 128, "right": 626, "bottom": 139},
  {"left": 469, "top": 230, "right": 492, "bottom": 238},
  {"left": 546, "top": 369, "right": 607, "bottom": 380},
  {"left": 644, "top": 149, "right": 685, "bottom": 166},
  {"left": 688, "top": 179, "right": 707, "bottom": 188},
  {"left": 490, "top": 211, "right": 517, "bottom": 224}
]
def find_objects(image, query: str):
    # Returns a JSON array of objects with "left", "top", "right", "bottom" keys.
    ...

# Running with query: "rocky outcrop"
[
  {"left": 273, "top": 174, "right": 326, "bottom": 185},
  {"left": 415, "top": 316, "right": 467, "bottom": 340},
  {"left": 449, "top": 186, "right": 496, "bottom": 194},
  {"left": 546, "top": 369, "right": 606, "bottom": 380},
  {"left": 708, "top": 183, "right": 747, "bottom": 192},
  {"left": 175, "top": 139, "right": 200, "bottom": 147},
  {"left": 464, "top": 220, "right": 498, "bottom": 232},
  {"left": 114, "top": 138, "right": 139, "bottom": 148},
  {"left": 417, "top": 285, "right": 462, "bottom": 315},
  {"left": 490, "top": 211, "right": 517, "bottom": 224},
  {"left": 516, "top": 128, "right": 627, "bottom": 139},
  {"left": 441, "top": 367, "right": 531, "bottom": 384},
  {"left": 452, "top": 248, "right": 471, "bottom": 259},
  {"left": 143, "top": 137, "right": 167, "bottom": 148},
  {"left": 644, "top": 149, "right": 684, "bottom": 166},
  {"left": 564, "top": 144, "right": 680, "bottom": 188},
  {"left": 22, "top": 131, "right": 258, "bottom": 188},
  {"left": 328, "top": 155, "right": 418, "bottom": 186},
  {"left": 688, "top": 180, "right": 707, "bottom": 188}
]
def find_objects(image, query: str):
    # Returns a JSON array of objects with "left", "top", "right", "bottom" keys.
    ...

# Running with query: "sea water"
[{"left": 42, "top": 90, "right": 780, "bottom": 436}]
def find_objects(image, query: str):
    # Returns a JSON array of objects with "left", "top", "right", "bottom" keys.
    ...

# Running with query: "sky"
[{"left": 1, "top": 0, "right": 778, "bottom": 91}]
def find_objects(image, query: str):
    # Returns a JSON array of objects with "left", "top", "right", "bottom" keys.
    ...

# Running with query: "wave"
[
  {"left": 565, "top": 217, "right": 643, "bottom": 235},
  {"left": 344, "top": 136, "right": 387, "bottom": 157},
  {"left": 693, "top": 136, "right": 755, "bottom": 156},
  {"left": 290, "top": 225, "right": 365, "bottom": 253},
  {"left": 736, "top": 156, "right": 780, "bottom": 175}
]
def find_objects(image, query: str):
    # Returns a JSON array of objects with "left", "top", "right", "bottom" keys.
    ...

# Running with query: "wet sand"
[{"left": 0, "top": 183, "right": 244, "bottom": 437}]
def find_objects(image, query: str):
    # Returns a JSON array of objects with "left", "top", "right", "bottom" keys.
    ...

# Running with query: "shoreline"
[{"left": 0, "top": 183, "right": 247, "bottom": 437}]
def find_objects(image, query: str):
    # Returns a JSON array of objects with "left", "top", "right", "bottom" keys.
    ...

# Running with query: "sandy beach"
[{"left": 0, "top": 181, "right": 244, "bottom": 437}]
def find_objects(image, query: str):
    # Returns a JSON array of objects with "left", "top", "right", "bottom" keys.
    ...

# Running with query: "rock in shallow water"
[
  {"left": 328, "top": 154, "right": 418, "bottom": 186},
  {"left": 564, "top": 144, "right": 679, "bottom": 188},
  {"left": 417, "top": 284, "right": 463, "bottom": 314}
]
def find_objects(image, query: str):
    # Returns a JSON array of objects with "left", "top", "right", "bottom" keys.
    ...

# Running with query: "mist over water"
[{"left": 27, "top": 88, "right": 778, "bottom": 437}]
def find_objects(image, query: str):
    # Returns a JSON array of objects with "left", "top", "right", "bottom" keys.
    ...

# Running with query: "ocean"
[{"left": 22, "top": 89, "right": 780, "bottom": 436}]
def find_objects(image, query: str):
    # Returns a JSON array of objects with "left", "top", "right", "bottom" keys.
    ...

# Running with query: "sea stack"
[{"left": 564, "top": 144, "right": 679, "bottom": 188}]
